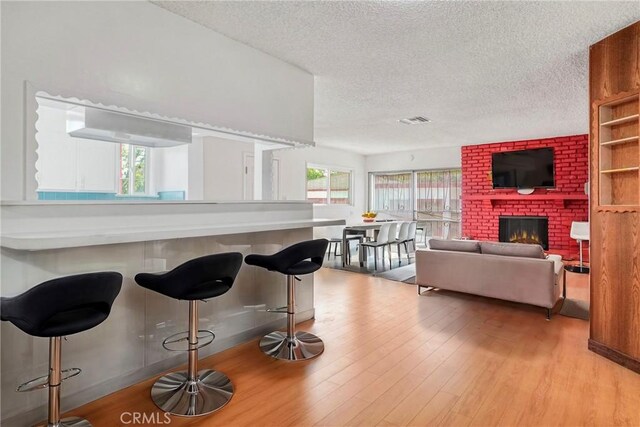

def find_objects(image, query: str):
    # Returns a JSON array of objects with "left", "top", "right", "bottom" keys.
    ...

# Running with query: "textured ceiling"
[{"left": 152, "top": 1, "right": 640, "bottom": 155}]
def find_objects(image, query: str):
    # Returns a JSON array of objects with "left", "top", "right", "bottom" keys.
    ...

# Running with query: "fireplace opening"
[{"left": 499, "top": 216, "right": 549, "bottom": 250}]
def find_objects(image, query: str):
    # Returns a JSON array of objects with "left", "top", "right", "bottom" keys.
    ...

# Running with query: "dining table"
[{"left": 341, "top": 220, "right": 430, "bottom": 267}]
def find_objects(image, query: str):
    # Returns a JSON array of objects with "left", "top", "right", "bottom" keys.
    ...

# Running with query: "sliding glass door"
[
  {"left": 369, "top": 169, "right": 461, "bottom": 239},
  {"left": 415, "top": 169, "right": 461, "bottom": 239}
]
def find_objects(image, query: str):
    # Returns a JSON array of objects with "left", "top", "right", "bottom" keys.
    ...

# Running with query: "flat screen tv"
[{"left": 491, "top": 147, "right": 555, "bottom": 189}]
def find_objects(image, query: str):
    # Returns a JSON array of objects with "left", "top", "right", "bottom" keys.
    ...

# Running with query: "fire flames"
[{"left": 509, "top": 230, "right": 541, "bottom": 245}]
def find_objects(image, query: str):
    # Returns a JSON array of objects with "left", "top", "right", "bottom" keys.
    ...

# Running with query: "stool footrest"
[
  {"left": 16, "top": 368, "right": 82, "bottom": 392},
  {"left": 266, "top": 306, "right": 289, "bottom": 313},
  {"left": 162, "top": 329, "right": 215, "bottom": 352}
]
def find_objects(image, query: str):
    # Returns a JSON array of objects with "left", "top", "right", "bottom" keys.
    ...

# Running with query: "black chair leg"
[{"left": 374, "top": 247, "right": 378, "bottom": 271}]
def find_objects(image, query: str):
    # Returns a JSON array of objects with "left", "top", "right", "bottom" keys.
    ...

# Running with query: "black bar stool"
[
  {"left": 1, "top": 272, "right": 123, "bottom": 427},
  {"left": 244, "top": 239, "right": 328, "bottom": 361},
  {"left": 134, "top": 252, "right": 242, "bottom": 417}
]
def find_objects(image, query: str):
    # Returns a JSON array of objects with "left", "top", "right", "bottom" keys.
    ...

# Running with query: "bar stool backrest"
[
  {"left": 135, "top": 253, "right": 243, "bottom": 301},
  {"left": 0, "top": 272, "right": 123, "bottom": 337},
  {"left": 244, "top": 239, "right": 329, "bottom": 276}
]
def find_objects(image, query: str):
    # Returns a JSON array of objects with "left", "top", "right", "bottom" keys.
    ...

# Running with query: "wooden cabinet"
[{"left": 589, "top": 21, "right": 640, "bottom": 374}]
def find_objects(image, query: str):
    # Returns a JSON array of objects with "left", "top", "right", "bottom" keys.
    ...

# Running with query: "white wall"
[
  {"left": 187, "top": 138, "right": 205, "bottom": 200},
  {"left": 1, "top": 1, "right": 313, "bottom": 200},
  {"left": 276, "top": 146, "right": 367, "bottom": 224},
  {"left": 202, "top": 136, "right": 254, "bottom": 201},
  {"left": 365, "top": 146, "right": 462, "bottom": 173},
  {"left": 153, "top": 145, "right": 189, "bottom": 195}
]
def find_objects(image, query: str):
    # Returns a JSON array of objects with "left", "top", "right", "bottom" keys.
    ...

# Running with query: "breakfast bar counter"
[{"left": 0, "top": 201, "right": 343, "bottom": 425}]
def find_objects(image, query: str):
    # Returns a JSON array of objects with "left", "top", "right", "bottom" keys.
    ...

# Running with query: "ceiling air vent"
[{"left": 399, "top": 116, "right": 431, "bottom": 125}]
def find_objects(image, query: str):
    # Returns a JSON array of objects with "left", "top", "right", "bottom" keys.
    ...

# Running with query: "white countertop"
[
  {"left": 1, "top": 200, "right": 312, "bottom": 206},
  {"left": 1, "top": 219, "right": 345, "bottom": 251}
]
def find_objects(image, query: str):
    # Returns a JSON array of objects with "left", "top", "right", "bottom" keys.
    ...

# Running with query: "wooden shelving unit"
[
  {"left": 597, "top": 93, "right": 640, "bottom": 207},
  {"left": 600, "top": 114, "right": 639, "bottom": 127},
  {"left": 589, "top": 21, "right": 640, "bottom": 375},
  {"left": 600, "top": 136, "right": 639, "bottom": 146}
]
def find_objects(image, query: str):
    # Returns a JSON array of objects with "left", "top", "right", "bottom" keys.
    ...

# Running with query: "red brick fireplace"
[{"left": 461, "top": 134, "right": 589, "bottom": 259}]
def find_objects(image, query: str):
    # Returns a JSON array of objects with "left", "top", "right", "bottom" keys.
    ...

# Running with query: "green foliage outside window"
[
  {"left": 306, "top": 168, "right": 326, "bottom": 181},
  {"left": 120, "top": 144, "right": 130, "bottom": 195},
  {"left": 134, "top": 147, "right": 146, "bottom": 193},
  {"left": 120, "top": 144, "right": 147, "bottom": 195}
]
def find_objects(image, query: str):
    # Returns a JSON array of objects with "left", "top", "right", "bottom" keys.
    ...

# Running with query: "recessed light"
[{"left": 399, "top": 116, "right": 431, "bottom": 125}]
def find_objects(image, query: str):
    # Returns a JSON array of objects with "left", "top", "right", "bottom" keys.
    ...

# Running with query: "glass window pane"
[
  {"left": 415, "top": 169, "right": 461, "bottom": 239},
  {"left": 306, "top": 167, "right": 328, "bottom": 204},
  {"left": 133, "top": 146, "right": 146, "bottom": 193},
  {"left": 329, "top": 171, "right": 351, "bottom": 204},
  {"left": 120, "top": 144, "right": 130, "bottom": 195},
  {"left": 370, "top": 172, "right": 412, "bottom": 218}
]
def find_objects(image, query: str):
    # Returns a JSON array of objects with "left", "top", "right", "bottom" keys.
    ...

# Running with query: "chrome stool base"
[
  {"left": 151, "top": 369, "right": 233, "bottom": 417},
  {"left": 260, "top": 331, "right": 324, "bottom": 361},
  {"left": 36, "top": 416, "right": 92, "bottom": 427}
]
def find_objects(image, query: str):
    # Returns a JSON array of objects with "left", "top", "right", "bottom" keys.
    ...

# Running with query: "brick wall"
[{"left": 461, "top": 134, "right": 589, "bottom": 258}]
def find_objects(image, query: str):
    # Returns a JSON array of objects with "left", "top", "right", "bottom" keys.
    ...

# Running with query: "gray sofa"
[{"left": 415, "top": 239, "right": 564, "bottom": 319}]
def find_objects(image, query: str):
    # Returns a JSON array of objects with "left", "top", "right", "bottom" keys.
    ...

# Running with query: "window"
[
  {"left": 415, "top": 169, "right": 461, "bottom": 240},
  {"left": 370, "top": 168, "right": 461, "bottom": 239},
  {"left": 119, "top": 144, "right": 148, "bottom": 195},
  {"left": 306, "top": 165, "right": 352, "bottom": 205},
  {"left": 370, "top": 172, "right": 412, "bottom": 215}
]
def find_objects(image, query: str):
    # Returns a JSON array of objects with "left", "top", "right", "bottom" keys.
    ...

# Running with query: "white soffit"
[{"left": 152, "top": 1, "right": 640, "bottom": 155}]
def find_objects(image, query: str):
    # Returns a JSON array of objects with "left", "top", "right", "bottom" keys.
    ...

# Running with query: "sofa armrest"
[{"left": 547, "top": 254, "right": 563, "bottom": 276}]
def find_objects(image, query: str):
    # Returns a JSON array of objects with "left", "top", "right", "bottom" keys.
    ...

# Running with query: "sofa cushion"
[
  {"left": 428, "top": 239, "right": 480, "bottom": 253},
  {"left": 480, "top": 241, "right": 545, "bottom": 259}
]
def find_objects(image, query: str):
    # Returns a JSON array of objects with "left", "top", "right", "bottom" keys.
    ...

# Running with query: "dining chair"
[
  {"left": 406, "top": 221, "right": 418, "bottom": 251},
  {"left": 395, "top": 222, "right": 411, "bottom": 266},
  {"left": 360, "top": 222, "right": 397, "bottom": 271},
  {"left": 323, "top": 226, "right": 360, "bottom": 264}
]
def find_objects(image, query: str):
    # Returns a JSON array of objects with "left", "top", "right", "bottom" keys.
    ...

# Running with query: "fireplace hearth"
[{"left": 499, "top": 216, "right": 549, "bottom": 250}]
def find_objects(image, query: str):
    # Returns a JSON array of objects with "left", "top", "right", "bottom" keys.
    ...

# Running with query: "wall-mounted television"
[{"left": 491, "top": 147, "right": 555, "bottom": 189}]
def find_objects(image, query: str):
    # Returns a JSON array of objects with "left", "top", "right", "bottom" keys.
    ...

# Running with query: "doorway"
[{"left": 243, "top": 153, "right": 280, "bottom": 200}]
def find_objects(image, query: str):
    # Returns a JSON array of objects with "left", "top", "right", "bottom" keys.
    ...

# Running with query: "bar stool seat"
[
  {"left": 243, "top": 256, "right": 322, "bottom": 276},
  {"left": 1, "top": 272, "right": 122, "bottom": 427},
  {"left": 245, "top": 239, "right": 328, "bottom": 361},
  {"left": 135, "top": 252, "right": 242, "bottom": 418}
]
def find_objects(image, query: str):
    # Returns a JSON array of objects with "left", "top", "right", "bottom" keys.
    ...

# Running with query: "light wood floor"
[{"left": 70, "top": 267, "right": 640, "bottom": 426}]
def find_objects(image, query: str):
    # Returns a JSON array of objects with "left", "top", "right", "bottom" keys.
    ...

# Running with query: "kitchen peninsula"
[{"left": 0, "top": 200, "right": 343, "bottom": 425}]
